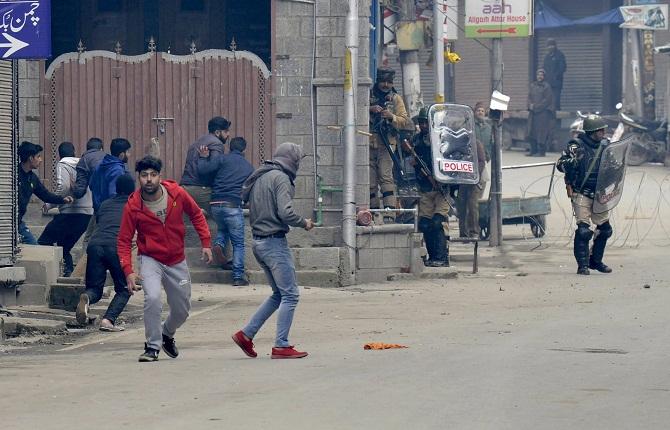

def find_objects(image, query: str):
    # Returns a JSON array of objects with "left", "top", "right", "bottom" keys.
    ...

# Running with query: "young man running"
[{"left": 118, "top": 156, "right": 212, "bottom": 362}]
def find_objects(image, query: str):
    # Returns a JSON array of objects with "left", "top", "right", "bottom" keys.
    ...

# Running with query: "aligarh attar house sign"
[
  {"left": 465, "top": 0, "right": 533, "bottom": 38},
  {"left": 0, "top": 0, "right": 51, "bottom": 59}
]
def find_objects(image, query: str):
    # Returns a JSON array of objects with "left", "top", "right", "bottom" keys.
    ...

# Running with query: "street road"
[{"left": 2, "top": 151, "right": 669, "bottom": 429}]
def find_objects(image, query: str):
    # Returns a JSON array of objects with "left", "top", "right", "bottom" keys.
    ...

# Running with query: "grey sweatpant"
[{"left": 140, "top": 255, "right": 192, "bottom": 351}]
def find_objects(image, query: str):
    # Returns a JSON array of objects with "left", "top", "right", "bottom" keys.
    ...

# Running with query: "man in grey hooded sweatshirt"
[{"left": 231, "top": 142, "right": 315, "bottom": 359}]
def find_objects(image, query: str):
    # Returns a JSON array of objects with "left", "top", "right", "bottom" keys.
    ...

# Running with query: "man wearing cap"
[
  {"left": 369, "top": 68, "right": 410, "bottom": 223},
  {"left": 557, "top": 115, "right": 613, "bottom": 276},
  {"left": 527, "top": 69, "right": 554, "bottom": 157},
  {"left": 543, "top": 38, "right": 567, "bottom": 111}
]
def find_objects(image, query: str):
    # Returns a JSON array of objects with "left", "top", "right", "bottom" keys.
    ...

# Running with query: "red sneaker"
[
  {"left": 271, "top": 346, "right": 308, "bottom": 359},
  {"left": 231, "top": 331, "right": 257, "bottom": 358}
]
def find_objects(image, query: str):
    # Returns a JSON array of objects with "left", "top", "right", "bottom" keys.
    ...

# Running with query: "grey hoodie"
[
  {"left": 56, "top": 157, "right": 93, "bottom": 215},
  {"left": 242, "top": 142, "right": 307, "bottom": 236}
]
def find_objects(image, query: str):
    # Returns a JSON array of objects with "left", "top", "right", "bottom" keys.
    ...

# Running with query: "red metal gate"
[{"left": 41, "top": 49, "right": 274, "bottom": 182}]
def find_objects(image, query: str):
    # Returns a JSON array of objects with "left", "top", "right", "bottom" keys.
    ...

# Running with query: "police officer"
[
  {"left": 406, "top": 107, "right": 450, "bottom": 267},
  {"left": 557, "top": 115, "right": 613, "bottom": 275},
  {"left": 369, "top": 68, "right": 410, "bottom": 223}
]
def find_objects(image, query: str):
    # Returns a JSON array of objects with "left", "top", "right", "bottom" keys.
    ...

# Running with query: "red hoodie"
[{"left": 117, "top": 180, "right": 211, "bottom": 276}]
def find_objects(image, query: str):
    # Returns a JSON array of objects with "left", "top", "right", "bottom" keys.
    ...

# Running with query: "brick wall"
[{"left": 274, "top": 0, "right": 371, "bottom": 225}]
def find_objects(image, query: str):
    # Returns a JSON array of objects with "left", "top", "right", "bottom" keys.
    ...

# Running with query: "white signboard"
[
  {"left": 620, "top": 4, "right": 668, "bottom": 30},
  {"left": 465, "top": 0, "right": 533, "bottom": 38}
]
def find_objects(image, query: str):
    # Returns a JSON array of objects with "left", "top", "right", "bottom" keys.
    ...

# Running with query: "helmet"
[
  {"left": 413, "top": 106, "right": 429, "bottom": 122},
  {"left": 582, "top": 115, "right": 608, "bottom": 132}
]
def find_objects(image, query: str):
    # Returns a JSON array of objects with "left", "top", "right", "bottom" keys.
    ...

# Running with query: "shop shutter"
[{"left": 0, "top": 60, "right": 17, "bottom": 266}]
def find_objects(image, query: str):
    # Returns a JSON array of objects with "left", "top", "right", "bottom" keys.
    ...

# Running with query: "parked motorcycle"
[{"left": 618, "top": 109, "right": 667, "bottom": 166}]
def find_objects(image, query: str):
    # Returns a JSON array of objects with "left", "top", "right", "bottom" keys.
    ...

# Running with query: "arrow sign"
[
  {"left": 0, "top": 1, "right": 51, "bottom": 59},
  {"left": 0, "top": 33, "right": 29, "bottom": 58},
  {"left": 477, "top": 27, "right": 518, "bottom": 34}
]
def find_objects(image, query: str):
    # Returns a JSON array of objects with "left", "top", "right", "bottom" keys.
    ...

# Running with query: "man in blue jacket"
[
  {"left": 197, "top": 137, "right": 254, "bottom": 286},
  {"left": 90, "top": 138, "right": 131, "bottom": 212}
]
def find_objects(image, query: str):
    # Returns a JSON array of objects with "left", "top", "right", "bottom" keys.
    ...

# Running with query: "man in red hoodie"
[{"left": 118, "top": 156, "right": 212, "bottom": 362}]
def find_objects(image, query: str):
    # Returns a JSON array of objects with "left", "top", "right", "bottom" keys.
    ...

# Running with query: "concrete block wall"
[
  {"left": 274, "top": 0, "right": 372, "bottom": 226},
  {"left": 355, "top": 224, "right": 423, "bottom": 284}
]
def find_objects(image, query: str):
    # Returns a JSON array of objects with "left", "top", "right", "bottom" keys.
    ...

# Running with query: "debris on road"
[{"left": 364, "top": 342, "right": 408, "bottom": 350}]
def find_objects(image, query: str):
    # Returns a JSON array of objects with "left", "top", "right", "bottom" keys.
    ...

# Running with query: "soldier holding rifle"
[
  {"left": 403, "top": 107, "right": 451, "bottom": 267},
  {"left": 369, "top": 68, "right": 410, "bottom": 223}
]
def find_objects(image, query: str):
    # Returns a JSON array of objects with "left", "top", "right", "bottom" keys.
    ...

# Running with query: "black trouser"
[
  {"left": 38, "top": 213, "right": 92, "bottom": 275},
  {"left": 84, "top": 244, "right": 130, "bottom": 324}
]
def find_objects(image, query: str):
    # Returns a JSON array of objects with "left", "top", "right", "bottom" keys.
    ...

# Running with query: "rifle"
[
  {"left": 372, "top": 118, "right": 405, "bottom": 178},
  {"left": 402, "top": 139, "right": 451, "bottom": 201}
]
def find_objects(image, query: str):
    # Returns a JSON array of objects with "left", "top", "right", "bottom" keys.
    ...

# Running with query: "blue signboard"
[{"left": 0, "top": 1, "right": 50, "bottom": 59}]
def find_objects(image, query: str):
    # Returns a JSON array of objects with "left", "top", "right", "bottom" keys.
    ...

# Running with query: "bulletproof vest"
[
  {"left": 369, "top": 87, "right": 395, "bottom": 130},
  {"left": 573, "top": 136, "right": 607, "bottom": 195}
]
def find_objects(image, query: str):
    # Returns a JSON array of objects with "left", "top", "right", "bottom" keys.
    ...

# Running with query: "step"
[
  {"left": 48, "top": 283, "right": 85, "bottom": 312},
  {"left": 189, "top": 268, "right": 340, "bottom": 288},
  {"left": 185, "top": 222, "right": 342, "bottom": 249},
  {"left": 0, "top": 316, "right": 67, "bottom": 338},
  {"left": 16, "top": 284, "right": 48, "bottom": 306},
  {"left": 186, "top": 246, "right": 341, "bottom": 271}
]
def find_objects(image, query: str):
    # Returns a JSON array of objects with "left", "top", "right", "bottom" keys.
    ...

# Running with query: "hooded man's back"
[{"left": 243, "top": 142, "right": 307, "bottom": 236}]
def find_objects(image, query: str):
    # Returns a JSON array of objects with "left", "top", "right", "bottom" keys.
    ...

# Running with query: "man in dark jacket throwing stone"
[{"left": 231, "top": 142, "right": 314, "bottom": 359}]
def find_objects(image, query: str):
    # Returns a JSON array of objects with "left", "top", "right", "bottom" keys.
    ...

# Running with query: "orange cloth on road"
[{"left": 363, "top": 342, "right": 408, "bottom": 350}]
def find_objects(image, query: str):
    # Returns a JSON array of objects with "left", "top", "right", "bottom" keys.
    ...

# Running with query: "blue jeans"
[
  {"left": 242, "top": 237, "right": 299, "bottom": 347},
  {"left": 18, "top": 221, "right": 37, "bottom": 245},
  {"left": 210, "top": 205, "right": 246, "bottom": 280}
]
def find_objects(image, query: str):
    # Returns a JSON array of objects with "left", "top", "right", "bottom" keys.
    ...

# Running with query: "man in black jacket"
[
  {"left": 181, "top": 116, "right": 232, "bottom": 267},
  {"left": 76, "top": 174, "right": 135, "bottom": 330},
  {"left": 197, "top": 137, "right": 254, "bottom": 286},
  {"left": 543, "top": 39, "right": 567, "bottom": 111},
  {"left": 17, "top": 141, "right": 72, "bottom": 244}
]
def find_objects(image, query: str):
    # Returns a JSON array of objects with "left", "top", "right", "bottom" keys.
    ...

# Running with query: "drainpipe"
[
  {"left": 433, "top": 0, "right": 445, "bottom": 103},
  {"left": 343, "top": 0, "right": 359, "bottom": 282}
]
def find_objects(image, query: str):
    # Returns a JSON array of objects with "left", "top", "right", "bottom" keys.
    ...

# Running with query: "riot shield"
[
  {"left": 428, "top": 104, "right": 480, "bottom": 185},
  {"left": 593, "top": 136, "right": 631, "bottom": 214}
]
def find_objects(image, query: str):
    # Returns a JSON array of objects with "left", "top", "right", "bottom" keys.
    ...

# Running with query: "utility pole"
[
  {"left": 489, "top": 38, "right": 503, "bottom": 246},
  {"left": 343, "top": 0, "right": 359, "bottom": 283},
  {"left": 433, "top": 0, "right": 445, "bottom": 103},
  {"left": 397, "top": 0, "right": 422, "bottom": 117}
]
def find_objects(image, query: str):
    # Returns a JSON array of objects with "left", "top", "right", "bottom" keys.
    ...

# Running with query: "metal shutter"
[
  {"left": 383, "top": 48, "right": 436, "bottom": 112},
  {"left": 0, "top": 60, "right": 17, "bottom": 266}
]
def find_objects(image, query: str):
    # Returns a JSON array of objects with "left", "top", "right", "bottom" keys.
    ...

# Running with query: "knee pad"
[
  {"left": 596, "top": 222, "right": 613, "bottom": 239},
  {"left": 418, "top": 217, "right": 432, "bottom": 233},
  {"left": 575, "top": 222, "right": 593, "bottom": 241},
  {"left": 431, "top": 214, "right": 447, "bottom": 232}
]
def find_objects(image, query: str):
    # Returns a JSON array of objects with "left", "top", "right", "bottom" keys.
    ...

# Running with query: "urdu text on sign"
[{"left": 0, "top": 1, "right": 51, "bottom": 59}]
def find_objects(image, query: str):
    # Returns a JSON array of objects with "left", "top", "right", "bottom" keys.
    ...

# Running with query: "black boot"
[
  {"left": 427, "top": 215, "right": 449, "bottom": 267},
  {"left": 419, "top": 217, "right": 436, "bottom": 266},
  {"left": 589, "top": 222, "right": 613, "bottom": 273},
  {"left": 574, "top": 223, "right": 593, "bottom": 275}
]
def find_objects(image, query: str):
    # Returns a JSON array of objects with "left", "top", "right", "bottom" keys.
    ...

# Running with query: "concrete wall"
[
  {"left": 355, "top": 224, "right": 424, "bottom": 284},
  {"left": 18, "top": 60, "right": 41, "bottom": 158},
  {"left": 274, "top": 0, "right": 372, "bottom": 225}
]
